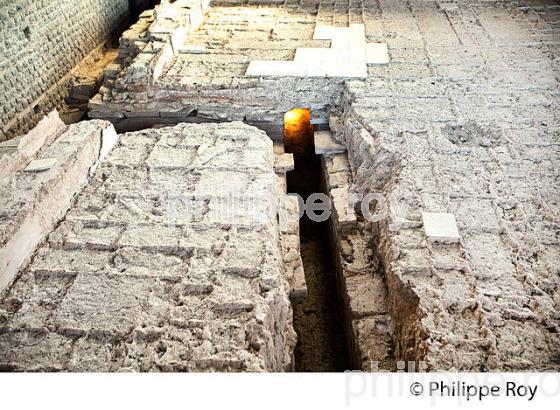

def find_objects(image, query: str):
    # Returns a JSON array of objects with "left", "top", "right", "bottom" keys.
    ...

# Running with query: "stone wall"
[{"left": 0, "top": 0, "right": 130, "bottom": 141}]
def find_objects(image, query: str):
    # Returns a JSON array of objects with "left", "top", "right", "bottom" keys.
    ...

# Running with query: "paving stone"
[
  {"left": 366, "top": 43, "right": 389, "bottom": 65},
  {"left": 421, "top": 212, "right": 461, "bottom": 243}
]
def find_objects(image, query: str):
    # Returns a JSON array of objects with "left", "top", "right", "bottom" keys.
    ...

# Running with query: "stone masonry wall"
[
  {"left": 0, "top": 121, "right": 297, "bottom": 371},
  {"left": 0, "top": 0, "right": 130, "bottom": 141}
]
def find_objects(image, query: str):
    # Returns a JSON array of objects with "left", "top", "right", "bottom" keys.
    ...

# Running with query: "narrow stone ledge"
[
  {"left": 274, "top": 153, "right": 294, "bottom": 173},
  {"left": 0, "top": 110, "right": 67, "bottom": 178},
  {"left": 278, "top": 195, "right": 307, "bottom": 301},
  {"left": 0, "top": 118, "right": 118, "bottom": 291},
  {"left": 321, "top": 152, "right": 395, "bottom": 370}
]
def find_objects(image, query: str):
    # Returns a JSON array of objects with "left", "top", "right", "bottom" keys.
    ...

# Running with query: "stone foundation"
[{"left": 0, "top": 121, "right": 298, "bottom": 371}]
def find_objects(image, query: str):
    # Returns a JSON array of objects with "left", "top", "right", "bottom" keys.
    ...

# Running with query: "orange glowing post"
[{"left": 284, "top": 108, "right": 314, "bottom": 162}]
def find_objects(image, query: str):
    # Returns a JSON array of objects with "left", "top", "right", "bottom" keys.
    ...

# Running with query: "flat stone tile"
[
  {"left": 314, "top": 131, "right": 346, "bottom": 154},
  {"left": 313, "top": 25, "right": 335, "bottom": 40},
  {"left": 366, "top": 43, "right": 390, "bottom": 65},
  {"left": 421, "top": 212, "right": 461, "bottom": 243}
]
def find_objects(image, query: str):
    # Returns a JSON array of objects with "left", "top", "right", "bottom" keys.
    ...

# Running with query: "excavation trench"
[
  {"left": 283, "top": 109, "right": 351, "bottom": 372},
  {"left": 86, "top": 103, "right": 374, "bottom": 372}
]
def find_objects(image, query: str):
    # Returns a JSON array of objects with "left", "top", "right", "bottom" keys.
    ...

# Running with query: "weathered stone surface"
[
  {"left": 0, "top": 122, "right": 297, "bottom": 372},
  {"left": 323, "top": 152, "right": 395, "bottom": 370},
  {"left": 334, "top": 0, "right": 560, "bottom": 371},
  {"left": 0, "top": 1, "right": 129, "bottom": 140},
  {"left": 0, "top": 119, "right": 116, "bottom": 291},
  {"left": 5, "top": 0, "right": 559, "bottom": 373}
]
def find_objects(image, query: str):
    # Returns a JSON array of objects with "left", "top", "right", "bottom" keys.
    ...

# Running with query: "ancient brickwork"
[
  {"left": 0, "top": 122, "right": 297, "bottom": 371},
  {"left": 89, "top": 3, "right": 346, "bottom": 128},
  {"left": 335, "top": 0, "right": 560, "bottom": 371},
  {"left": 0, "top": 0, "right": 129, "bottom": 141}
]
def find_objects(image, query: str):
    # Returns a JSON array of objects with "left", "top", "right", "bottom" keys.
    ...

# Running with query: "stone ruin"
[{"left": 0, "top": 0, "right": 559, "bottom": 372}]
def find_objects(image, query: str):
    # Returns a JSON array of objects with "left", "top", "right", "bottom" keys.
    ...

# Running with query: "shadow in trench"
[{"left": 284, "top": 109, "right": 350, "bottom": 372}]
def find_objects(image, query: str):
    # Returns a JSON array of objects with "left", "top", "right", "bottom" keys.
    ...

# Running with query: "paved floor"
[{"left": 336, "top": 0, "right": 560, "bottom": 370}]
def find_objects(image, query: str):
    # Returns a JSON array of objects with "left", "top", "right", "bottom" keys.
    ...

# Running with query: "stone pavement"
[
  {"left": 0, "top": 122, "right": 298, "bottom": 371},
  {"left": 334, "top": 0, "right": 560, "bottom": 371}
]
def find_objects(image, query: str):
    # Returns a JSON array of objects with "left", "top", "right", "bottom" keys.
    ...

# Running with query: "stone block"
[
  {"left": 366, "top": 43, "right": 389, "bottom": 65},
  {"left": 346, "top": 275, "right": 389, "bottom": 319},
  {"left": 24, "top": 158, "right": 58, "bottom": 172},
  {"left": 421, "top": 212, "right": 461, "bottom": 243},
  {"left": 274, "top": 153, "right": 294, "bottom": 173},
  {"left": 313, "top": 25, "right": 335, "bottom": 40},
  {"left": 314, "top": 130, "right": 346, "bottom": 154},
  {"left": 51, "top": 274, "right": 161, "bottom": 335},
  {"left": 0, "top": 331, "right": 74, "bottom": 371}
]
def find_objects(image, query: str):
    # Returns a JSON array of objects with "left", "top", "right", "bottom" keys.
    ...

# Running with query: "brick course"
[{"left": 0, "top": 0, "right": 129, "bottom": 141}]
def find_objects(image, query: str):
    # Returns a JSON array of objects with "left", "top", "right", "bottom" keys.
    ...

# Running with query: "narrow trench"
[{"left": 283, "top": 109, "right": 350, "bottom": 372}]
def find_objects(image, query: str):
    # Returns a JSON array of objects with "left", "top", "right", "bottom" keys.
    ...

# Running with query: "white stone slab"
[
  {"left": 295, "top": 48, "right": 365, "bottom": 63},
  {"left": 314, "top": 131, "right": 346, "bottom": 154},
  {"left": 295, "top": 48, "right": 338, "bottom": 63},
  {"left": 366, "top": 43, "right": 389, "bottom": 65},
  {"left": 313, "top": 25, "right": 335, "bottom": 40},
  {"left": 245, "top": 23, "right": 380, "bottom": 79},
  {"left": 422, "top": 212, "right": 461, "bottom": 243},
  {"left": 303, "top": 61, "right": 332, "bottom": 77},
  {"left": 326, "top": 62, "right": 368, "bottom": 78},
  {"left": 331, "top": 28, "right": 352, "bottom": 49},
  {"left": 24, "top": 158, "right": 58, "bottom": 172}
]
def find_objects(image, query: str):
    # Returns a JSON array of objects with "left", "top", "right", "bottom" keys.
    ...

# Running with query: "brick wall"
[{"left": 0, "top": 0, "right": 130, "bottom": 141}]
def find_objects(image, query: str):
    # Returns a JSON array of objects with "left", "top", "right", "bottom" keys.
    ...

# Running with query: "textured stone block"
[
  {"left": 0, "top": 120, "right": 117, "bottom": 291},
  {"left": 274, "top": 153, "right": 294, "bottom": 173}
]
